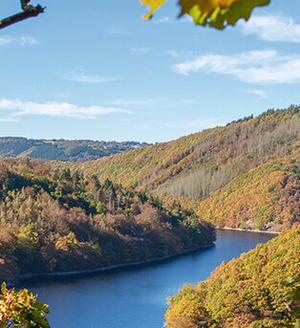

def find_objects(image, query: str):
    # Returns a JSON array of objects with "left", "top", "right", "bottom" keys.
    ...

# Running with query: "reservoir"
[{"left": 19, "top": 230, "right": 276, "bottom": 328}]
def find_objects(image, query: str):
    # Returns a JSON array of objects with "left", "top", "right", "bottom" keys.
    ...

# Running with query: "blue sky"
[{"left": 0, "top": 0, "right": 299, "bottom": 143}]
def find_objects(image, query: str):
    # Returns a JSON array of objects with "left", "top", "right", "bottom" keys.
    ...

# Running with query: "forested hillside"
[
  {"left": 165, "top": 227, "right": 300, "bottom": 328},
  {"left": 2, "top": 106, "right": 298, "bottom": 281},
  {"left": 0, "top": 137, "right": 149, "bottom": 161},
  {"left": 74, "top": 106, "right": 300, "bottom": 188},
  {"left": 161, "top": 156, "right": 300, "bottom": 231},
  {"left": 0, "top": 159, "right": 214, "bottom": 282},
  {"left": 62, "top": 105, "right": 300, "bottom": 231}
]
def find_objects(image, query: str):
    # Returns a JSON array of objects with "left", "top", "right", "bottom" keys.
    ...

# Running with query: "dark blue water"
[{"left": 20, "top": 230, "right": 275, "bottom": 328}]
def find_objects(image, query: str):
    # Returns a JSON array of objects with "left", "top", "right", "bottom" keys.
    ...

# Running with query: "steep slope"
[
  {"left": 165, "top": 227, "right": 300, "bottom": 328},
  {"left": 74, "top": 106, "right": 300, "bottom": 193},
  {"left": 160, "top": 156, "right": 300, "bottom": 231},
  {"left": 0, "top": 159, "right": 214, "bottom": 282},
  {"left": 59, "top": 105, "right": 300, "bottom": 231},
  {"left": 155, "top": 108, "right": 300, "bottom": 200},
  {"left": 193, "top": 157, "right": 300, "bottom": 231}
]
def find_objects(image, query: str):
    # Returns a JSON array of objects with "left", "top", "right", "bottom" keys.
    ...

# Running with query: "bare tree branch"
[{"left": 0, "top": 1, "right": 45, "bottom": 30}]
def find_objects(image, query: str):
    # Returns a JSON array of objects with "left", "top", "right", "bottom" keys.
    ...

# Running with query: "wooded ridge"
[
  {"left": 58, "top": 105, "right": 300, "bottom": 232},
  {"left": 0, "top": 137, "right": 149, "bottom": 162},
  {"left": 165, "top": 226, "right": 300, "bottom": 327},
  {"left": 0, "top": 158, "right": 214, "bottom": 282}
]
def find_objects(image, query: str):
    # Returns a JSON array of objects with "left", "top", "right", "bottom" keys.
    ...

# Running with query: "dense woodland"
[
  {"left": 3, "top": 107, "right": 300, "bottom": 234},
  {"left": 1, "top": 2, "right": 298, "bottom": 326},
  {"left": 0, "top": 137, "right": 149, "bottom": 161},
  {"left": 1, "top": 106, "right": 300, "bottom": 327},
  {"left": 161, "top": 155, "right": 300, "bottom": 231},
  {"left": 0, "top": 158, "right": 214, "bottom": 282},
  {"left": 165, "top": 227, "right": 300, "bottom": 328},
  {"left": 58, "top": 105, "right": 300, "bottom": 231}
]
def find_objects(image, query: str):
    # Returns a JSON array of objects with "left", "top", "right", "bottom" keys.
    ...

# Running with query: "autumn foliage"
[
  {"left": 0, "top": 282, "right": 50, "bottom": 328},
  {"left": 63, "top": 106, "right": 300, "bottom": 232},
  {"left": 0, "top": 158, "right": 215, "bottom": 282},
  {"left": 141, "top": 0, "right": 271, "bottom": 30},
  {"left": 165, "top": 227, "right": 300, "bottom": 327}
]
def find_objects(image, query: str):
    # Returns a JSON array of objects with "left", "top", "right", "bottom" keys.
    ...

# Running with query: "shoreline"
[
  {"left": 10, "top": 242, "right": 215, "bottom": 287},
  {"left": 216, "top": 226, "right": 280, "bottom": 235},
  {"left": 8, "top": 229, "right": 279, "bottom": 287}
]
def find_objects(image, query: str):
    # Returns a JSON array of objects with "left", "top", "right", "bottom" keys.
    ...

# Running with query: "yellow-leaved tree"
[
  {"left": 1, "top": 0, "right": 271, "bottom": 30},
  {"left": 0, "top": 282, "right": 50, "bottom": 328},
  {"left": 141, "top": 0, "right": 271, "bottom": 29}
]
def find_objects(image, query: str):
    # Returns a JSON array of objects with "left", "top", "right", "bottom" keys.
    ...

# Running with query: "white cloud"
[
  {"left": 240, "top": 15, "right": 300, "bottom": 43},
  {"left": 0, "top": 99, "right": 132, "bottom": 120},
  {"left": 105, "top": 98, "right": 196, "bottom": 110},
  {"left": 0, "top": 37, "right": 13, "bottom": 46},
  {"left": 244, "top": 89, "right": 267, "bottom": 98},
  {"left": 179, "top": 15, "right": 193, "bottom": 23},
  {"left": 0, "top": 117, "right": 20, "bottom": 122},
  {"left": 64, "top": 69, "right": 114, "bottom": 83},
  {"left": 166, "top": 50, "right": 180, "bottom": 58},
  {"left": 20, "top": 36, "right": 38, "bottom": 46},
  {"left": 0, "top": 36, "right": 38, "bottom": 46},
  {"left": 173, "top": 50, "right": 300, "bottom": 84},
  {"left": 154, "top": 17, "right": 170, "bottom": 23}
]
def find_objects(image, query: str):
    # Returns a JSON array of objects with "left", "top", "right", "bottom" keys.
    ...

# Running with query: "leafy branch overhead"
[
  {"left": 141, "top": 0, "right": 271, "bottom": 29},
  {"left": 0, "top": 0, "right": 44, "bottom": 30},
  {"left": 0, "top": 0, "right": 270, "bottom": 30}
]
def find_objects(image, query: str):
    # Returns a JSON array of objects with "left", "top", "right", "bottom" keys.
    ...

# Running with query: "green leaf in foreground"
[
  {"left": 185, "top": 0, "right": 271, "bottom": 29},
  {"left": 0, "top": 282, "right": 51, "bottom": 328},
  {"left": 141, "top": 0, "right": 271, "bottom": 29}
]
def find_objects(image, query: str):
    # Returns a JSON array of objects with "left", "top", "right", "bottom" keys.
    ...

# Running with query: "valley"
[{"left": 0, "top": 106, "right": 300, "bottom": 327}]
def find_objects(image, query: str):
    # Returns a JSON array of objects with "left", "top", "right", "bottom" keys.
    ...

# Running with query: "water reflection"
[{"left": 20, "top": 230, "right": 275, "bottom": 328}]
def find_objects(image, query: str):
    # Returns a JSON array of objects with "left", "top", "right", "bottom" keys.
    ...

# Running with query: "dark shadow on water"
[
  {"left": 16, "top": 230, "right": 277, "bottom": 328},
  {"left": 18, "top": 230, "right": 276, "bottom": 289},
  {"left": 17, "top": 243, "right": 216, "bottom": 289}
]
